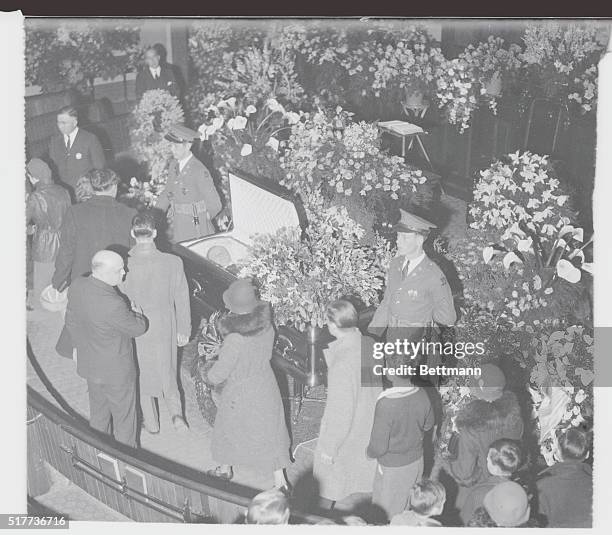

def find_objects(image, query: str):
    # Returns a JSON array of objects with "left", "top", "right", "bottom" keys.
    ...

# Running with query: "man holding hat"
[
  {"left": 26, "top": 158, "right": 71, "bottom": 309},
  {"left": 368, "top": 209, "right": 456, "bottom": 365},
  {"left": 155, "top": 124, "right": 222, "bottom": 243}
]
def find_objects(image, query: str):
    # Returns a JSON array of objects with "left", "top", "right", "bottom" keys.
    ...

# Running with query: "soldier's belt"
[{"left": 172, "top": 200, "right": 208, "bottom": 215}]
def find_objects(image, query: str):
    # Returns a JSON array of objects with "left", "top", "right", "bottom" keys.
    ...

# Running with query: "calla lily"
[
  {"left": 558, "top": 225, "right": 584, "bottom": 242},
  {"left": 517, "top": 237, "right": 533, "bottom": 252},
  {"left": 198, "top": 123, "right": 216, "bottom": 140},
  {"left": 227, "top": 116, "right": 247, "bottom": 130},
  {"left": 245, "top": 105, "right": 257, "bottom": 116},
  {"left": 482, "top": 246, "right": 497, "bottom": 264},
  {"left": 503, "top": 252, "right": 523, "bottom": 269},
  {"left": 556, "top": 259, "right": 581, "bottom": 283},
  {"left": 266, "top": 137, "right": 279, "bottom": 152},
  {"left": 240, "top": 143, "right": 253, "bottom": 156}
]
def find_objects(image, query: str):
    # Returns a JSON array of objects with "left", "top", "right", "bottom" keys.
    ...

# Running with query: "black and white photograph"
[{"left": 3, "top": 13, "right": 611, "bottom": 529}]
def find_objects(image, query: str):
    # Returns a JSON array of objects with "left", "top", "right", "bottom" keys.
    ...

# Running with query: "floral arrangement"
[
  {"left": 198, "top": 95, "right": 300, "bottom": 183},
  {"left": 435, "top": 57, "right": 483, "bottom": 133},
  {"left": 371, "top": 26, "right": 446, "bottom": 100},
  {"left": 190, "top": 311, "right": 226, "bottom": 427},
  {"left": 25, "top": 19, "right": 141, "bottom": 94},
  {"left": 527, "top": 325, "right": 593, "bottom": 464},
  {"left": 459, "top": 37, "right": 522, "bottom": 114},
  {"left": 188, "top": 25, "right": 306, "bottom": 123},
  {"left": 568, "top": 64, "right": 598, "bottom": 114},
  {"left": 238, "top": 192, "right": 393, "bottom": 331},
  {"left": 520, "top": 23, "right": 604, "bottom": 111},
  {"left": 279, "top": 106, "right": 426, "bottom": 239},
  {"left": 469, "top": 151, "right": 574, "bottom": 243},
  {"left": 126, "top": 89, "right": 184, "bottom": 206},
  {"left": 470, "top": 151, "right": 592, "bottom": 285},
  {"left": 444, "top": 152, "right": 592, "bottom": 328}
]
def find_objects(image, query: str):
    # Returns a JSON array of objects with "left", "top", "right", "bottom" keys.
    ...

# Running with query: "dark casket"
[
  {"left": 172, "top": 169, "right": 320, "bottom": 388},
  {"left": 172, "top": 169, "right": 375, "bottom": 393}
]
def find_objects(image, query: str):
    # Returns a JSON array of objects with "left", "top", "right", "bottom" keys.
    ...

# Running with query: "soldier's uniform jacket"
[
  {"left": 156, "top": 154, "right": 222, "bottom": 243},
  {"left": 369, "top": 254, "right": 456, "bottom": 333}
]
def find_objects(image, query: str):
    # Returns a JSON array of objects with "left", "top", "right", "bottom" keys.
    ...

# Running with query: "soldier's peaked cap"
[
  {"left": 165, "top": 124, "right": 200, "bottom": 143},
  {"left": 394, "top": 209, "right": 437, "bottom": 235}
]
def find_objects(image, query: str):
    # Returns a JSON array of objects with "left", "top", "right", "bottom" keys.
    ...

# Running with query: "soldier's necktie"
[{"left": 402, "top": 259, "right": 410, "bottom": 279}]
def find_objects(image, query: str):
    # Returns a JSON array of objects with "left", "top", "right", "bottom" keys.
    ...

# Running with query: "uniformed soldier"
[
  {"left": 155, "top": 124, "right": 223, "bottom": 243},
  {"left": 368, "top": 210, "right": 456, "bottom": 368}
]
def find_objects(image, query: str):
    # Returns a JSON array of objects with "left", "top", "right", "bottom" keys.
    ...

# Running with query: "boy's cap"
[{"left": 483, "top": 481, "right": 530, "bottom": 527}]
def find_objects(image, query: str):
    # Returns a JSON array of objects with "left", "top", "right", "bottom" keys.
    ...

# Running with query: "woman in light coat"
[{"left": 313, "top": 300, "right": 382, "bottom": 507}]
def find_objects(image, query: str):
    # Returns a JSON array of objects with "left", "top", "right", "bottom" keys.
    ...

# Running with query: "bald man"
[{"left": 64, "top": 250, "right": 148, "bottom": 447}]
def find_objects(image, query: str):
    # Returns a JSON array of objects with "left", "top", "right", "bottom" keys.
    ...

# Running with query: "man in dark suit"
[
  {"left": 52, "top": 169, "right": 137, "bottom": 292},
  {"left": 135, "top": 46, "right": 180, "bottom": 100},
  {"left": 65, "top": 249, "right": 147, "bottom": 447},
  {"left": 48, "top": 105, "right": 105, "bottom": 201}
]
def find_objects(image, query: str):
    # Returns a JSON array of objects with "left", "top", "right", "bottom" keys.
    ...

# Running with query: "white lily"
[
  {"left": 517, "top": 237, "right": 533, "bottom": 252},
  {"left": 266, "top": 137, "right": 279, "bottom": 152},
  {"left": 240, "top": 143, "right": 253, "bottom": 156},
  {"left": 229, "top": 116, "right": 247, "bottom": 130},
  {"left": 482, "top": 246, "right": 497, "bottom": 264},
  {"left": 245, "top": 105, "right": 257, "bottom": 116},
  {"left": 503, "top": 251, "right": 523, "bottom": 269},
  {"left": 212, "top": 117, "right": 224, "bottom": 130},
  {"left": 556, "top": 259, "right": 581, "bottom": 283}
]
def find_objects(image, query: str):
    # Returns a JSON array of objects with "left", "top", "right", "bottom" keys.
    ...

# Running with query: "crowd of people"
[{"left": 25, "top": 50, "right": 593, "bottom": 527}]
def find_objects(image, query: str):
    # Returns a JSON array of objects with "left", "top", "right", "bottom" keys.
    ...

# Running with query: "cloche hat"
[{"left": 223, "top": 278, "right": 262, "bottom": 315}]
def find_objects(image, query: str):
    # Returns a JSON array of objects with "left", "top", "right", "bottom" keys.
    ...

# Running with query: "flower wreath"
[{"left": 129, "top": 89, "right": 185, "bottom": 205}]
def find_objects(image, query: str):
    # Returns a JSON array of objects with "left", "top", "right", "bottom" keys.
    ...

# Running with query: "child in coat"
[
  {"left": 366, "top": 352, "right": 435, "bottom": 521},
  {"left": 390, "top": 479, "right": 446, "bottom": 526}
]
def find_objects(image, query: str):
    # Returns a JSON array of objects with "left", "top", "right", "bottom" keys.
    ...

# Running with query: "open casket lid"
[{"left": 227, "top": 170, "right": 301, "bottom": 245}]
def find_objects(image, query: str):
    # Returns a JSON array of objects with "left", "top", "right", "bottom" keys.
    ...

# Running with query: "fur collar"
[
  {"left": 218, "top": 302, "right": 272, "bottom": 337},
  {"left": 456, "top": 391, "right": 522, "bottom": 431}
]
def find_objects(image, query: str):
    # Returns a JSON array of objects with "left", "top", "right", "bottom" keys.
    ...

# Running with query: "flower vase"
[{"left": 485, "top": 71, "right": 503, "bottom": 97}]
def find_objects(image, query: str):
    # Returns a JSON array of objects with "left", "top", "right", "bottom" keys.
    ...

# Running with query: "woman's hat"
[
  {"left": 223, "top": 278, "right": 262, "bottom": 315},
  {"left": 40, "top": 285, "right": 68, "bottom": 312},
  {"left": 27, "top": 159, "right": 52, "bottom": 183},
  {"left": 470, "top": 363, "right": 506, "bottom": 401},
  {"left": 483, "top": 481, "right": 530, "bottom": 527}
]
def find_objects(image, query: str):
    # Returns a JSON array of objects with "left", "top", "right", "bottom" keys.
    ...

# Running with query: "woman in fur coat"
[
  {"left": 445, "top": 363, "right": 524, "bottom": 508},
  {"left": 205, "top": 279, "right": 291, "bottom": 488}
]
